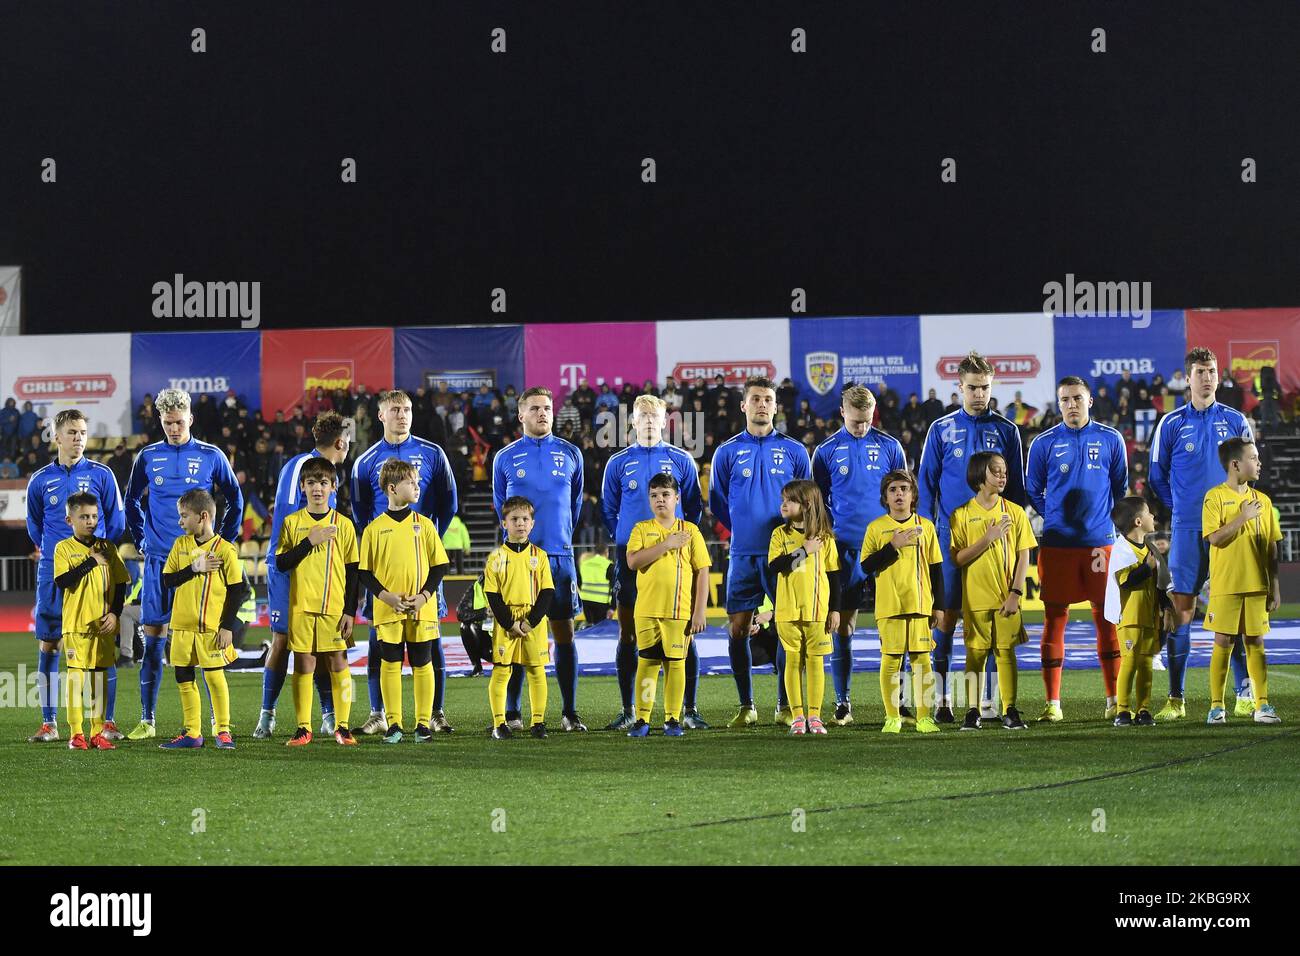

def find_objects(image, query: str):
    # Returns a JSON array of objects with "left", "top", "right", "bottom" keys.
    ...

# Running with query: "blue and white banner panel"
[
  {"left": 394, "top": 325, "right": 525, "bottom": 395},
  {"left": 1053, "top": 309, "right": 1187, "bottom": 395},
  {"left": 790, "top": 315, "right": 922, "bottom": 418},
  {"left": 131, "top": 331, "right": 263, "bottom": 412}
]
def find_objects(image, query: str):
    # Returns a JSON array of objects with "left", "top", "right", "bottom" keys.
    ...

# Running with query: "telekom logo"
[{"left": 559, "top": 364, "right": 587, "bottom": 391}]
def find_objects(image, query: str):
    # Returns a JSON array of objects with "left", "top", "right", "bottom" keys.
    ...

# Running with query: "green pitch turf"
[{"left": 2, "top": 632, "right": 1297, "bottom": 865}]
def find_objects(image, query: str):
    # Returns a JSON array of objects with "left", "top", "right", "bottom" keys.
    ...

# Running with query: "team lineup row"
[{"left": 24, "top": 346, "right": 1283, "bottom": 748}]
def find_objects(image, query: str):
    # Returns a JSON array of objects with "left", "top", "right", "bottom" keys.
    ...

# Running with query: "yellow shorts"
[
  {"left": 376, "top": 619, "right": 442, "bottom": 645},
  {"left": 169, "top": 628, "right": 239, "bottom": 669},
  {"left": 635, "top": 617, "right": 691, "bottom": 660},
  {"left": 1204, "top": 592, "right": 1270, "bottom": 638},
  {"left": 63, "top": 630, "right": 116, "bottom": 670},
  {"left": 776, "top": 620, "right": 833, "bottom": 656},
  {"left": 289, "top": 612, "right": 347, "bottom": 654},
  {"left": 492, "top": 619, "right": 550, "bottom": 666},
  {"left": 878, "top": 615, "right": 934, "bottom": 654},
  {"left": 1118, "top": 625, "right": 1160, "bottom": 656},
  {"left": 962, "top": 609, "right": 1027, "bottom": 651}
]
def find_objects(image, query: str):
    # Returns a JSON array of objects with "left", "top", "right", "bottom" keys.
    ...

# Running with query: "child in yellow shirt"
[
  {"left": 1202, "top": 438, "right": 1282, "bottom": 724},
  {"left": 950, "top": 452, "right": 1036, "bottom": 730},
  {"left": 625, "top": 475, "right": 710, "bottom": 737},
  {"left": 53, "top": 492, "right": 130, "bottom": 750},
  {"left": 767, "top": 480, "right": 839, "bottom": 735}
]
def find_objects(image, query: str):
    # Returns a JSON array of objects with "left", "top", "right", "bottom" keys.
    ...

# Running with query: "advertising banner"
[
  {"left": 524, "top": 322, "right": 658, "bottom": 401},
  {"left": 131, "top": 331, "right": 262, "bottom": 412},
  {"left": 0, "top": 266, "right": 20, "bottom": 335},
  {"left": 790, "top": 316, "right": 921, "bottom": 417},
  {"left": 395, "top": 325, "right": 525, "bottom": 395},
  {"left": 0, "top": 333, "right": 134, "bottom": 437},
  {"left": 1052, "top": 310, "right": 1186, "bottom": 397},
  {"left": 920, "top": 314, "right": 1057, "bottom": 412},
  {"left": 1185, "top": 309, "right": 1300, "bottom": 411},
  {"left": 260, "top": 328, "right": 393, "bottom": 416},
  {"left": 655, "top": 318, "right": 790, "bottom": 389}
]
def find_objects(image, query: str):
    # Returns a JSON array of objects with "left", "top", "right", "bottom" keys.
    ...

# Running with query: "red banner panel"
[
  {"left": 1185, "top": 309, "right": 1300, "bottom": 411},
  {"left": 260, "top": 328, "right": 393, "bottom": 416}
]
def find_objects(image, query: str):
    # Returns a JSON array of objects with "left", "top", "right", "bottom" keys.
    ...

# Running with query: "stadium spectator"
[
  {"left": 1254, "top": 366, "right": 1282, "bottom": 427},
  {"left": 0, "top": 397, "right": 18, "bottom": 458},
  {"left": 556, "top": 397, "right": 582, "bottom": 435},
  {"left": 136, "top": 395, "right": 159, "bottom": 439},
  {"left": 1167, "top": 368, "right": 1188, "bottom": 401},
  {"left": 571, "top": 379, "right": 597, "bottom": 421},
  {"left": 18, "top": 401, "right": 41, "bottom": 445},
  {"left": 662, "top": 377, "right": 684, "bottom": 412},
  {"left": 920, "top": 388, "right": 944, "bottom": 426},
  {"left": 0, "top": 456, "right": 18, "bottom": 478},
  {"left": 944, "top": 391, "right": 961, "bottom": 415},
  {"left": 1216, "top": 370, "right": 1243, "bottom": 410},
  {"left": 901, "top": 393, "right": 927, "bottom": 435},
  {"left": 502, "top": 384, "right": 519, "bottom": 418}
]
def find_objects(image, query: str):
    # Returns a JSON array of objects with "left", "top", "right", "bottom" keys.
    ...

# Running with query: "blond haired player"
[
  {"left": 358, "top": 458, "right": 451, "bottom": 744},
  {"left": 275, "top": 457, "right": 361, "bottom": 746},
  {"left": 158, "top": 489, "right": 249, "bottom": 750},
  {"left": 1202, "top": 438, "right": 1282, "bottom": 725},
  {"left": 53, "top": 492, "right": 130, "bottom": 750},
  {"left": 950, "top": 451, "right": 1036, "bottom": 731},
  {"left": 860, "top": 470, "right": 945, "bottom": 734},
  {"left": 624, "top": 474, "right": 710, "bottom": 737},
  {"left": 484, "top": 497, "right": 555, "bottom": 739}
]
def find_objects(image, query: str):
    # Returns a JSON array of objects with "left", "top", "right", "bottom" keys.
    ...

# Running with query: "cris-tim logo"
[
  {"left": 936, "top": 355, "right": 1041, "bottom": 383},
  {"left": 15, "top": 375, "right": 116, "bottom": 398},
  {"left": 303, "top": 360, "right": 354, "bottom": 392},
  {"left": 1228, "top": 341, "right": 1279, "bottom": 386},
  {"left": 672, "top": 361, "right": 777, "bottom": 385}
]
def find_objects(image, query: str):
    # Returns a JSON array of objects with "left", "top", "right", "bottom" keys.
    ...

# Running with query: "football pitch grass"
[{"left": 3, "top": 633, "right": 1298, "bottom": 866}]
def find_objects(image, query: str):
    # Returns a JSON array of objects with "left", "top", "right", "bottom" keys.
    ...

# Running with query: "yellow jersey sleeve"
[
  {"left": 108, "top": 545, "right": 129, "bottom": 587},
  {"left": 1011, "top": 503, "right": 1037, "bottom": 552},
  {"left": 767, "top": 526, "right": 786, "bottom": 564},
  {"left": 1201, "top": 487, "right": 1225, "bottom": 540},
  {"left": 923, "top": 518, "right": 942, "bottom": 565},
  {"left": 339, "top": 518, "right": 360, "bottom": 564},
  {"left": 538, "top": 547, "right": 555, "bottom": 591},
  {"left": 53, "top": 538, "right": 78, "bottom": 580},
  {"left": 1263, "top": 491, "right": 1282, "bottom": 544},
  {"left": 358, "top": 523, "right": 377, "bottom": 573},
  {"left": 483, "top": 548, "right": 505, "bottom": 594},
  {"left": 627, "top": 522, "right": 647, "bottom": 557},
  {"left": 948, "top": 504, "right": 969, "bottom": 556},
  {"left": 822, "top": 534, "right": 840, "bottom": 573},
  {"left": 688, "top": 525, "right": 711, "bottom": 572},
  {"left": 424, "top": 522, "right": 450, "bottom": 570},
  {"left": 221, "top": 538, "right": 243, "bottom": 585},
  {"left": 163, "top": 538, "right": 186, "bottom": 576}
]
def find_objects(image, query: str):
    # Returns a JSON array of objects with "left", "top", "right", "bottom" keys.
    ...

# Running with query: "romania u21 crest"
[{"left": 805, "top": 351, "right": 838, "bottom": 396}]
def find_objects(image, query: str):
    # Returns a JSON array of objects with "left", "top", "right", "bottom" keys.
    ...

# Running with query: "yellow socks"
[
  {"left": 413, "top": 662, "right": 433, "bottom": 728},
  {"left": 488, "top": 664, "right": 510, "bottom": 725},
  {"left": 1117, "top": 653, "right": 1136, "bottom": 713},
  {"left": 293, "top": 671, "right": 314, "bottom": 729},
  {"left": 179, "top": 678, "right": 201, "bottom": 736},
  {"left": 963, "top": 650, "right": 987, "bottom": 708},
  {"left": 664, "top": 658, "right": 686, "bottom": 722},
  {"left": 205, "top": 668, "right": 231, "bottom": 734},
  {"left": 525, "top": 665, "right": 548, "bottom": 725},
  {"left": 908, "top": 652, "right": 932, "bottom": 718},
  {"left": 66, "top": 668, "right": 86, "bottom": 737},
  {"left": 805, "top": 654, "right": 825, "bottom": 718},
  {"left": 880, "top": 654, "right": 902, "bottom": 718},
  {"left": 1209, "top": 641, "right": 1232, "bottom": 708},
  {"left": 329, "top": 668, "right": 353, "bottom": 729},
  {"left": 635, "top": 658, "right": 661, "bottom": 722},
  {"left": 783, "top": 650, "right": 805, "bottom": 718},
  {"left": 994, "top": 647, "right": 1018, "bottom": 713},
  {"left": 380, "top": 659, "right": 404, "bottom": 728},
  {"left": 1244, "top": 642, "right": 1269, "bottom": 707},
  {"left": 1134, "top": 655, "right": 1153, "bottom": 714}
]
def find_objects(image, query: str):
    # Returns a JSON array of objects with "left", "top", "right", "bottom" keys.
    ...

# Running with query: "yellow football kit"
[
  {"left": 54, "top": 536, "right": 130, "bottom": 738},
  {"left": 484, "top": 541, "right": 555, "bottom": 728},
  {"left": 1113, "top": 539, "right": 1162, "bottom": 715},
  {"left": 949, "top": 496, "right": 1036, "bottom": 715},
  {"left": 279, "top": 507, "right": 359, "bottom": 653},
  {"left": 768, "top": 524, "right": 839, "bottom": 721},
  {"left": 627, "top": 518, "right": 710, "bottom": 724},
  {"left": 1203, "top": 483, "right": 1280, "bottom": 710}
]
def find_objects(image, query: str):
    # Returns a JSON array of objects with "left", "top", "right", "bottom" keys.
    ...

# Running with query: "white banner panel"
[
  {"left": 919, "top": 314, "right": 1057, "bottom": 412},
  {"left": 0, "top": 333, "right": 134, "bottom": 438},
  {"left": 0, "top": 267, "right": 20, "bottom": 336},
  {"left": 655, "top": 318, "right": 790, "bottom": 388}
]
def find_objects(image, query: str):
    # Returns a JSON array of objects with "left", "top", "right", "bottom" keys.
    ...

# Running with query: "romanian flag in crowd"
[
  {"left": 242, "top": 496, "right": 269, "bottom": 540},
  {"left": 1012, "top": 404, "right": 1038, "bottom": 425}
]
